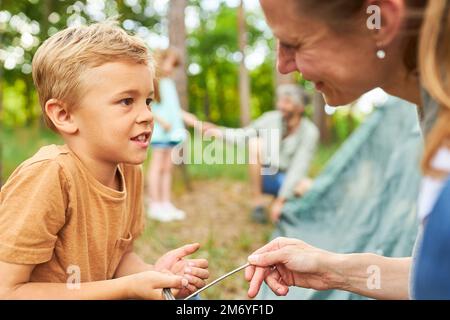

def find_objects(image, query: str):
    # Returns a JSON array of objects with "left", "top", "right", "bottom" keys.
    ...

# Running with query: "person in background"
[
  {"left": 146, "top": 48, "right": 201, "bottom": 222},
  {"left": 205, "top": 84, "right": 319, "bottom": 224}
]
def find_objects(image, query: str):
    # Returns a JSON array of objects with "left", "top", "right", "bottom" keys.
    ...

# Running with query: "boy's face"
[{"left": 72, "top": 61, "right": 154, "bottom": 165}]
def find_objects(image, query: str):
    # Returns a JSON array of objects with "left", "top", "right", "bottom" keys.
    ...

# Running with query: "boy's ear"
[{"left": 45, "top": 99, "right": 78, "bottom": 134}]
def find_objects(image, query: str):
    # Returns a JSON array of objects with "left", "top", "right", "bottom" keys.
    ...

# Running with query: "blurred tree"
[
  {"left": 169, "top": 0, "right": 188, "bottom": 111},
  {"left": 237, "top": 0, "right": 250, "bottom": 126}
]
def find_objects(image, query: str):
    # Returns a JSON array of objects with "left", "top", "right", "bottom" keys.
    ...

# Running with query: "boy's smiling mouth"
[{"left": 130, "top": 131, "right": 151, "bottom": 148}]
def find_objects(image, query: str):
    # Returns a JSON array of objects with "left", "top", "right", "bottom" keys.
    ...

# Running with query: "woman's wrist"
[{"left": 320, "top": 252, "right": 351, "bottom": 291}]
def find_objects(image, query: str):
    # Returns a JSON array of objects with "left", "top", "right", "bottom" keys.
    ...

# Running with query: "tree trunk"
[
  {"left": 238, "top": 1, "right": 251, "bottom": 126},
  {"left": 168, "top": 0, "right": 188, "bottom": 111},
  {"left": 168, "top": 0, "right": 192, "bottom": 191},
  {"left": 313, "top": 91, "right": 330, "bottom": 143}
]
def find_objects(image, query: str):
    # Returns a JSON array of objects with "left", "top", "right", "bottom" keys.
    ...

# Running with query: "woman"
[{"left": 246, "top": 0, "right": 450, "bottom": 299}]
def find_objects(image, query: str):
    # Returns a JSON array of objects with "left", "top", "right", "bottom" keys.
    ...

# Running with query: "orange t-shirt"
[{"left": 0, "top": 145, "right": 146, "bottom": 283}]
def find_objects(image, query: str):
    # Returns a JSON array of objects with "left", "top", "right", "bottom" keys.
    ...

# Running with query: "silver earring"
[{"left": 376, "top": 49, "right": 386, "bottom": 59}]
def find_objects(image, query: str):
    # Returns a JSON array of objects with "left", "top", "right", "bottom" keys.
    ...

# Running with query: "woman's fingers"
[
  {"left": 265, "top": 268, "right": 289, "bottom": 296},
  {"left": 247, "top": 266, "right": 268, "bottom": 298},
  {"left": 245, "top": 264, "right": 255, "bottom": 281},
  {"left": 248, "top": 248, "right": 288, "bottom": 268}
]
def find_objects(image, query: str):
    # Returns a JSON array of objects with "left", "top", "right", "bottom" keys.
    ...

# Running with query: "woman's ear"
[
  {"left": 45, "top": 99, "right": 78, "bottom": 135},
  {"left": 367, "top": 0, "right": 405, "bottom": 48}
]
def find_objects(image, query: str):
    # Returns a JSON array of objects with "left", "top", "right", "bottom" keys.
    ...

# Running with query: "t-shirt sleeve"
[{"left": 0, "top": 160, "right": 68, "bottom": 265}]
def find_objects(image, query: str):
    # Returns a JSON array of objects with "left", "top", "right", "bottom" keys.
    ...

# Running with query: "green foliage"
[
  {"left": 1, "top": 0, "right": 276, "bottom": 128},
  {"left": 2, "top": 125, "right": 62, "bottom": 181},
  {"left": 1, "top": 0, "right": 361, "bottom": 145}
]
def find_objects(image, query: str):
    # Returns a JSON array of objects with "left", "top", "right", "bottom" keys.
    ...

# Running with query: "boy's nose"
[{"left": 137, "top": 104, "right": 154, "bottom": 125}]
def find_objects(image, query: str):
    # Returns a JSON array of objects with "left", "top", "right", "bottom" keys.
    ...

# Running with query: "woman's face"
[{"left": 260, "top": 0, "right": 393, "bottom": 106}]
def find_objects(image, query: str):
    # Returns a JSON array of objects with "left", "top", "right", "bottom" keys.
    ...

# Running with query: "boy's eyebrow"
[{"left": 115, "top": 89, "right": 154, "bottom": 97}]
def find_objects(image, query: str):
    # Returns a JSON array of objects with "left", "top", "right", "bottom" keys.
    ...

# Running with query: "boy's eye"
[
  {"left": 120, "top": 98, "right": 134, "bottom": 106},
  {"left": 146, "top": 98, "right": 153, "bottom": 106}
]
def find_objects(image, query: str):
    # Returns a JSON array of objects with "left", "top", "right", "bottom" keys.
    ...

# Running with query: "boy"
[{"left": 0, "top": 21, "right": 208, "bottom": 299}]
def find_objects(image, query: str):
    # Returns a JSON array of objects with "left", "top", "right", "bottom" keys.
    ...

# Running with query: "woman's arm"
[
  {"left": 246, "top": 237, "right": 411, "bottom": 300},
  {"left": 334, "top": 253, "right": 411, "bottom": 300}
]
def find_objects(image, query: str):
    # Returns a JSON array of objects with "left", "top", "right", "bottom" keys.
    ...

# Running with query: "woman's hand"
[
  {"left": 245, "top": 237, "right": 345, "bottom": 298},
  {"left": 154, "top": 243, "right": 209, "bottom": 298},
  {"left": 126, "top": 270, "right": 187, "bottom": 300}
]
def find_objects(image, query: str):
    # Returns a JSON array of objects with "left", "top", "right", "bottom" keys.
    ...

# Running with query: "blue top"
[
  {"left": 413, "top": 177, "right": 450, "bottom": 299},
  {"left": 410, "top": 89, "right": 450, "bottom": 299},
  {"left": 150, "top": 78, "right": 187, "bottom": 144}
]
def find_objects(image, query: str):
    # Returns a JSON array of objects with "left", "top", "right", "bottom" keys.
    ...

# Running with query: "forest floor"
[{"left": 135, "top": 178, "right": 275, "bottom": 300}]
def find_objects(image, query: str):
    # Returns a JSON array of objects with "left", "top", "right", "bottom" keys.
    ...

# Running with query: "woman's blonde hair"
[
  {"left": 32, "top": 20, "right": 153, "bottom": 132},
  {"left": 418, "top": 0, "right": 450, "bottom": 177},
  {"left": 295, "top": 0, "right": 449, "bottom": 176}
]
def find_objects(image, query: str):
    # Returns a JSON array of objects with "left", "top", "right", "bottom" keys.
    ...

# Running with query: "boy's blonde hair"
[{"left": 32, "top": 21, "right": 153, "bottom": 131}]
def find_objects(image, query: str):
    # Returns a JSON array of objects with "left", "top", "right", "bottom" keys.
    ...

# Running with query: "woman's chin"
[{"left": 322, "top": 92, "right": 360, "bottom": 107}]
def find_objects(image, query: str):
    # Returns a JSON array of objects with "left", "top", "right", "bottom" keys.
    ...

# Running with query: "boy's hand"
[
  {"left": 127, "top": 270, "right": 188, "bottom": 300},
  {"left": 154, "top": 243, "right": 209, "bottom": 298}
]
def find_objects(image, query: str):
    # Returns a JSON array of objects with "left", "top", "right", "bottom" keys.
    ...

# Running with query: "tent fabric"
[{"left": 258, "top": 96, "right": 423, "bottom": 300}]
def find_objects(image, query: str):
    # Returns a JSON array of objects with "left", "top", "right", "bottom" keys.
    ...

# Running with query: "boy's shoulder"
[
  {"left": 6, "top": 144, "right": 73, "bottom": 186},
  {"left": 1, "top": 145, "right": 73, "bottom": 208},
  {"left": 20, "top": 144, "right": 70, "bottom": 167},
  {"left": 16, "top": 144, "right": 74, "bottom": 175}
]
